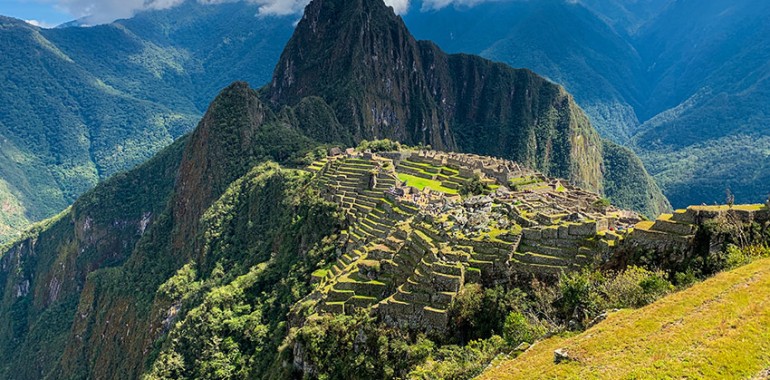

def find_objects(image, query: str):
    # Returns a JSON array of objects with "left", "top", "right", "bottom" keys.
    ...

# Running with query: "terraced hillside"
[
  {"left": 301, "top": 149, "right": 635, "bottom": 331},
  {"left": 298, "top": 149, "right": 770, "bottom": 333},
  {"left": 479, "top": 257, "right": 770, "bottom": 379}
]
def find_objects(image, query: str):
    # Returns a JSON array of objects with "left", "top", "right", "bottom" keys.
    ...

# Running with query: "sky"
[
  {"left": 0, "top": 0, "right": 497, "bottom": 27},
  {"left": 0, "top": 1, "right": 73, "bottom": 27}
]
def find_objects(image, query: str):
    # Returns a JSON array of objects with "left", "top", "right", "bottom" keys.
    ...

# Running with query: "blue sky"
[
  {"left": 0, "top": 0, "right": 487, "bottom": 27},
  {"left": 0, "top": 1, "right": 73, "bottom": 27}
]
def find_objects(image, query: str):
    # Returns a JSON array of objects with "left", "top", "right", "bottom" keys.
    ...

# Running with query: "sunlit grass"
[
  {"left": 480, "top": 258, "right": 770, "bottom": 379},
  {"left": 397, "top": 173, "right": 458, "bottom": 194}
]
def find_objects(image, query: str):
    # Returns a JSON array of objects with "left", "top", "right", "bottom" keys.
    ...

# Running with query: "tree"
[
  {"left": 459, "top": 175, "right": 489, "bottom": 196},
  {"left": 503, "top": 312, "right": 545, "bottom": 347}
]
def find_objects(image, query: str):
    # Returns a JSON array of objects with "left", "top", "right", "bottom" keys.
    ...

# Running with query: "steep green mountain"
[
  {"left": 403, "top": 0, "right": 646, "bottom": 141},
  {"left": 0, "top": 82, "right": 319, "bottom": 380},
  {"left": 0, "top": 15, "right": 197, "bottom": 242},
  {"left": 265, "top": 0, "right": 668, "bottom": 216},
  {"left": 404, "top": 0, "right": 770, "bottom": 209},
  {"left": 0, "top": 3, "right": 296, "bottom": 242}
]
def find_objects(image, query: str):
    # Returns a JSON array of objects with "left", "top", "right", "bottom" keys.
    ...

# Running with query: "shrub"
[
  {"left": 601, "top": 266, "right": 673, "bottom": 309},
  {"left": 408, "top": 336, "right": 507, "bottom": 380},
  {"left": 673, "top": 269, "right": 700, "bottom": 289},
  {"left": 450, "top": 285, "right": 527, "bottom": 342},
  {"left": 459, "top": 175, "right": 489, "bottom": 196},
  {"left": 502, "top": 312, "right": 546, "bottom": 347},
  {"left": 357, "top": 139, "right": 401, "bottom": 152},
  {"left": 724, "top": 244, "right": 770, "bottom": 270},
  {"left": 555, "top": 270, "right": 604, "bottom": 326}
]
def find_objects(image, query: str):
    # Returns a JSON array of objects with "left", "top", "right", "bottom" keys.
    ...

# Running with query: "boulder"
[{"left": 554, "top": 348, "right": 573, "bottom": 364}]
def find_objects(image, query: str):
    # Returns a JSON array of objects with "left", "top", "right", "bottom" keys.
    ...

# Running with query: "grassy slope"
[{"left": 480, "top": 258, "right": 770, "bottom": 379}]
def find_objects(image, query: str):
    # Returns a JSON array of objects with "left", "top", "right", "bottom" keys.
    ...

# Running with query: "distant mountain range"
[
  {"left": 0, "top": 3, "right": 296, "bottom": 241},
  {"left": 1, "top": 0, "right": 769, "bottom": 241},
  {"left": 405, "top": 0, "right": 770, "bottom": 208}
]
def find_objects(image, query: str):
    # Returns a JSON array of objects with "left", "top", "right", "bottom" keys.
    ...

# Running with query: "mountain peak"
[
  {"left": 269, "top": 0, "right": 419, "bottom": 121},
  {"left": 263, "top": 0, "right": 669, "bottom": 213}
]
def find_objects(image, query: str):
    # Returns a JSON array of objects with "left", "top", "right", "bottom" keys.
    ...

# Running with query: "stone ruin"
[{"left": 300, "top": 148, "right": 770, "bottom": 333}]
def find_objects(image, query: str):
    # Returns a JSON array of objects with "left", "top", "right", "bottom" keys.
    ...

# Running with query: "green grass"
[
  {"left": 689, "top": 204, "right": 767, "bottom": 212},
  {"left": 480, "top": 258, "right": 770, "bottom": 379},
  {"left": 397, "top": 173, "right": 458, "bottom": 194},
  {"left": 311, "top": 269, "right": 329, "bottom": 278}
]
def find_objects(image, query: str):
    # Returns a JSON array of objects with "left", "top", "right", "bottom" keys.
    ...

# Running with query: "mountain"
[
  {"left": 403, "top": 0, "right": 646, "bottom": 141},
  {"left": 404, "top": 0, "right": 770, "bottom": 209},
  {"left": 0, "top": 3, "right": 296, "bottom": 242},
  {"left": 0, "top": 0, "right": 682, "bottom": 378},
  {"left": 630, "top": 0, "right": 770, "bottom": 207},
  {"left": 266, "top": 0, "right": 668, "bottom": 216},
  {"left": 0, "top": 81, "right": 317, "bottom": 379}
]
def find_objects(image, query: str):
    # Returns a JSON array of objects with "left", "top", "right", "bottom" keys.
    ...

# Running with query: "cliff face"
[
  {"left": 265, "top": 0, "right": 656, "bottom": 200},
  {"left": 0, "top": 84, "right": 315, "bottom": 379}
]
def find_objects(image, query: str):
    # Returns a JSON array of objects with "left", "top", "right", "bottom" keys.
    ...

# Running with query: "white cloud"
[
  {"left": 420, "top": 0, "right": 506, "bottom": 11},
  {"left": 42, "top": 0, "right": 185, "bottom": 25},
  {"left": 39, "top": 0, "right": 415, "bottom": 25},
  {"left": 25, "top": 19, "right": 57, "bottom": 28},
  {"left": 385, "top": 0, "right": 410, "bottom": 14}
]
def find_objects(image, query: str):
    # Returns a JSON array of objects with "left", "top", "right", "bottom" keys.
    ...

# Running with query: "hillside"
[
  {"left": 405, "top": 0, "right": 770, "bottom": 209},
  {"left": 0, "top": 81, "right": 318, "bottom": 379},
  {"left": 480, "top": 257, "right": 770, "bottom": 379},
  {"left": 630, "top": 0, "right": 770, "bottom": 207},
  {"left": 404, "top": 0, "right": 645, "bottom": 141},
  {"left": 0, "top": 3, "right": 296, "bottom": 242}
]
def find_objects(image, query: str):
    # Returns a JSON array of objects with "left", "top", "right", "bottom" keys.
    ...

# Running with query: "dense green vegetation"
[
  {"left": 405, "top": 0, "right": 770, "bottom": 209},
  {"left": 481, "top": 250, "right": 770, "bottom": 379},
  {"left": 0, "top": 5, "right": 296, "bottom": 242},
  {"left": 0, "top": 82, "right": 326, "bottom": 379},
  {"left": 145, "top": 164, "right": 343, "bottom": 379},
  {"left": 602, "top": 140, "right": 670, "bottom": 218}
]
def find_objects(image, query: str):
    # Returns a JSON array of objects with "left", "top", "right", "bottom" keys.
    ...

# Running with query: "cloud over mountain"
[{"left": 43, "top": 0, "right": 417, "bottom": 24}]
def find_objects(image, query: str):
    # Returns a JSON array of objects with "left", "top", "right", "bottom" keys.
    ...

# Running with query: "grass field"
[
  {"left": 480, "top": 258, "right": 770, "bottom": 380},
  {"left": 397, "top": 173, "right": 458, "bottom": 194}
]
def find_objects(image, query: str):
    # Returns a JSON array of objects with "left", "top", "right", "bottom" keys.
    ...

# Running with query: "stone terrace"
[{"left": 301, "top": 149, "right": 768, "bottom": 333}]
